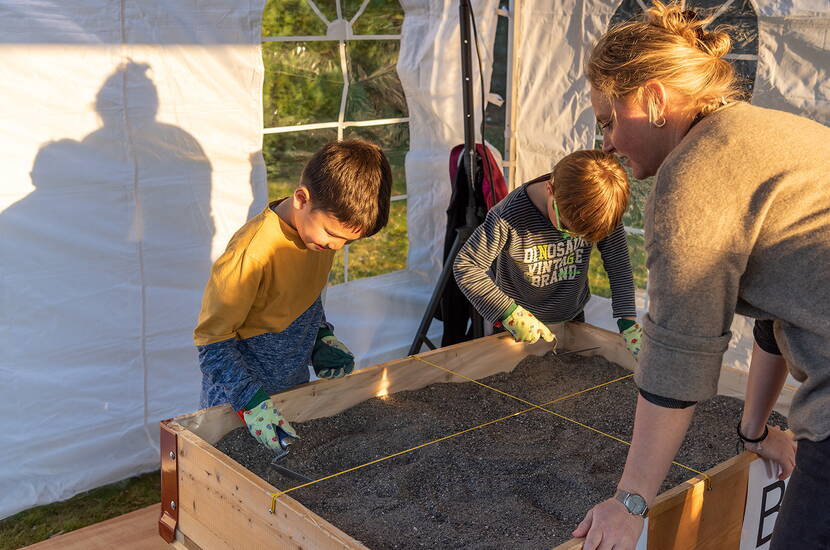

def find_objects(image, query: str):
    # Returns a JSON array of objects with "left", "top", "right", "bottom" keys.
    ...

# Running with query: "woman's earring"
[{"left": 652, "top": 116, "right": 666, "bottom": 128}]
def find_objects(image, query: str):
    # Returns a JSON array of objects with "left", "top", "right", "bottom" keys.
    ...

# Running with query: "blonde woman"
[{"left": 572, "top": 2, "right": 830, "bottom": 549}]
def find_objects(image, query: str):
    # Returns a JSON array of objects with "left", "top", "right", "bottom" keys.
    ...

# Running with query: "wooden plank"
[
  {"left": 21, "top": 504, "right": 168, "bottom": 550},
  {"left": 173, "top": 402, "right": 241, "bottom": 447},
  {"left": 553, "top": 453, "right": 758, "bottom": 550},
  {"left": 562, "top": 321, "right": 637, "bottom": 372},
  {"left": 646, "top": 452, "right": 755, "bottom": 550},
  {"left": 279, "top": 326, "right": 562, "bottom": 417},
  {"left": 173, "top": 421, "right": 369, "bottom": 550},
  {"left": 171, "top": 532, "right": 203, "bottom": 550}
]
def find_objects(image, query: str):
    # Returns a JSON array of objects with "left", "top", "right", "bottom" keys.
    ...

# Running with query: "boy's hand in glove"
[
  {"left": 237, "top": 388, "right": 298, "bottom": 451},
  {"left": 501, "top": 304, "right": 556, "bottom": 344},
  {"left": 312, "top": 326, "right": 355, "bottom": 379},
  {"left": 617, "top": 318, "right": 642, "bottom": 358}
]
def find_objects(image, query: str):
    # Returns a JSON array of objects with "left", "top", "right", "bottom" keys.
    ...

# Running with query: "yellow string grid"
[{"left": 268, "top": 352, "right": 711, "bottom": 514}]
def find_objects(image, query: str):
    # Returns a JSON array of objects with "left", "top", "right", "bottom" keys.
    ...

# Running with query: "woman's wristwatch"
[{"left": 614, "top": 489, "right": 649, "bottom": 517}]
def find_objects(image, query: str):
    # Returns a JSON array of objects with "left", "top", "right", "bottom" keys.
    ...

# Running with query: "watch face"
[{"left": 626, "top": 494, "right": 648, "bottom": 516}]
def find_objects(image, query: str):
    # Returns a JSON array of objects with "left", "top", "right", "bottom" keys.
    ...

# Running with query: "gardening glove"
[
  {"left": 312, "top": 326, "right": 355, "bottom": 379},
  {"left": 236, "top": 388, "right": 298, "bottom": 451},
  {"left": 617, "top": 318, "right": 642, "bottom": 359},
  {"left": 501, "top": 304, "right": 556, "bottom": 344}
]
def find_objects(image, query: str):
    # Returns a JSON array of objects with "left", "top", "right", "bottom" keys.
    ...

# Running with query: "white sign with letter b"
[{"left": 740, "top": 458, "right": 790, "bottom": 550}]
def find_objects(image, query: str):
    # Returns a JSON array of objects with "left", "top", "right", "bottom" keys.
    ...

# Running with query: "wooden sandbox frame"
[{"left": 158, "top": 322, "right": 795, "bottom": 550}]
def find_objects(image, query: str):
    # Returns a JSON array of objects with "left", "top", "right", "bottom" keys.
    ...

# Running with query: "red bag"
[
  {"left": 448, "top": 143, "right": 508, "bottom": 210},
  {"left": 438, "top": 143, "right": 508, "bottom": 346}
]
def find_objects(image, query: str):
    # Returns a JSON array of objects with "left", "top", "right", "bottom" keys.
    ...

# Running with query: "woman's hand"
[
  {"left": 743, "top": 425, "right": 797, "bottom": 480},
  {"left": 572, "top": 498, "right": 644, "bottom": 550}
]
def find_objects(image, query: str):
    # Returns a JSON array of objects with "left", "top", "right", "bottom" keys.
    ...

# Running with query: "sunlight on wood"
[
  {"left": 375, "top": 367, "right": 390, "bottom": 398},
  {"left": 685, "top": 479, "right": 706, "bottom": 523}
]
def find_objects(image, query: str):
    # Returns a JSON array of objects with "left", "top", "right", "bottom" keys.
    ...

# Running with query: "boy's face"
[
  {"left": 291, "top": 188, "right": 362, "bottom": 251},
  {"left": 545, "top": 181, "right": 574, "bottom": 238}
]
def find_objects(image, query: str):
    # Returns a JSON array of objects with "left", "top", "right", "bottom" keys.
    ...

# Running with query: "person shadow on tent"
[
  {"left": 0, "top": 61, "right": 213, "bottom": 448},
  {"left": 83, "top": 61, "right": 215, "bottom": 297}
]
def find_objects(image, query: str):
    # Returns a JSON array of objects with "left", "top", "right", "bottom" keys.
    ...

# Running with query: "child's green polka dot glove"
[
  {"left": 501, "top": 303, "right": 556, "bottom": 344},
  {"left": 236, "top": 388, "right": 298, "bottom": 451},
  {"left": 618, "top": 318, "right": 642, "bottom": 359},
  {"left": 312, "top": 326, "right": 355, "bottom": 379}
]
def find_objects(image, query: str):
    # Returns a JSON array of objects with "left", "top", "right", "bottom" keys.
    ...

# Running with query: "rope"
[
  {"left": 412, "top": 355, "right": 711, "bottom": 484},
  {"left": 269, "top": 352, "right": 711, "bottom": 512}
]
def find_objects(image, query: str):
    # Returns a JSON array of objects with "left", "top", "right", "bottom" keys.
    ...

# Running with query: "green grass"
[
  {"left": 268, "top": 179, "right": 295, "bottom": 202},
  {"left": 588, "top": 233, "right": 648, "bottom": 298},
  {"left": 0, "top": 471, "right": 160, "bottom": 550}
]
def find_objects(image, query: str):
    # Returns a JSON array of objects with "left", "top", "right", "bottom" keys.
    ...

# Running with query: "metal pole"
[
  {"left": 459, "top": 0, "right": 478, "bottom": 228},
  {"left": 407, "top": 0, "right": 485, "bottom": 355}
]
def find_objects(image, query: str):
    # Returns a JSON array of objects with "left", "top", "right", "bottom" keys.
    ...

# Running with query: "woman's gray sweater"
[{"left": 637, "top": 102, "right": 830, "bottom": 442}]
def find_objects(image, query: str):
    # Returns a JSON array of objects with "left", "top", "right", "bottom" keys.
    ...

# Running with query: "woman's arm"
[
  {"left": 740, "top": 343, "right": 796, "bottom": 479},
  {"left": 573, "top": 395, "right": 696, "bottom": 550}
]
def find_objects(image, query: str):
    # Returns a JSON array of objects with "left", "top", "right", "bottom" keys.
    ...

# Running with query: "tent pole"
[
  {"left": 408, "top": 0, "right": 484, "bottom": 356},
  {"left": 459, "top": 0, "right": 478, "bottom": 229},
  {"left": 505, "top": 0, "right": 521, "bottom": 188}
]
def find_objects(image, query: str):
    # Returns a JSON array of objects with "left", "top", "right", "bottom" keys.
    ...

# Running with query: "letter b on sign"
[
  {"left": 740, "top": 459, "right": 790, "bottom": 550},
  {"left": 757, "top": 480, "right": 785, "bottom": 546}
]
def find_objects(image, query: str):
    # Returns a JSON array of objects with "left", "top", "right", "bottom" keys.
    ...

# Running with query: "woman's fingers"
[
  {"left": 582, "top": 526, "right": 604, "bottom": 550},
  {"left": 573, "top": 499, "right": 643, "bottom": 550},
  {"left": 572, "top": 508, "right": 594, "bottom": 538},
  {"left": 750, "top": 426, "right": 797, "bottom": 480}
]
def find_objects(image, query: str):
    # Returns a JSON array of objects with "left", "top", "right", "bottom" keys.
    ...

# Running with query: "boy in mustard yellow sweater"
[{"left": 194, "top": 139, "right": 392, "bottom": 452}]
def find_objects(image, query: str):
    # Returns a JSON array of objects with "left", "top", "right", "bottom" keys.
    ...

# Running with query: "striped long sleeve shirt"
[{"left": 453, "top": 181, "right": 636, "bottom": 324}]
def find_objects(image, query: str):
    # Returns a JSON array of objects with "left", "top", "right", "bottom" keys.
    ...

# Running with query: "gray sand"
[{"left": 216, "top": 352, "right": 786, "bottom": 549}]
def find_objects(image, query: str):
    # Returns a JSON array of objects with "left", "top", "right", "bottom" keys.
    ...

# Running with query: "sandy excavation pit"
[{"left": 216, "top": 352, "right": 787, "bottom": 550}]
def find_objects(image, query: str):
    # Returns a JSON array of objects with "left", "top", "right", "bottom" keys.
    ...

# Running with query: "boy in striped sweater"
[{"left": 453, "top": 149, "right": 641, "bottom": 356}]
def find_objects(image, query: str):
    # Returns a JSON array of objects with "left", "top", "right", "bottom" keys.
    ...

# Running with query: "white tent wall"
[
  {"left": 0, "top": 1, "right": 266, "bottom": 519},
  {"left": 511, "top": 0, "right": 619, "bottom": 186},
  {"left": 398, "top": 0, "right": 499, "bottom": 280},
  {"left": 754, "top": 0, "right": 830, "bottom": 125}
]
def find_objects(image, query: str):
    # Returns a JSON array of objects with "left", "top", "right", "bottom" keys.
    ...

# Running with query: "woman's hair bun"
[
  {"left": 646, "top": 1, "right": 732, "bottom": 58},
  {"left": 698, "top": 28, "right": 732, "bottom": 58},
  {"left": 587, "top": 0, "right": 742, "bottom": 112}
]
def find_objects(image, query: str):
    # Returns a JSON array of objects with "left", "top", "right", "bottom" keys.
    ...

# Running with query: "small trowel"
[
  {"left": 553, "top": 346, "right": 601, "bottom": 357},
  {"left": 270, "top": 454, "right": 312, "bottom": 483},
  {"left": 268, "top": 435, "right": 312, "bottom": 483}
]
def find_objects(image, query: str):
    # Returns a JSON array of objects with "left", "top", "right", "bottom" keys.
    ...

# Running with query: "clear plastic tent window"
[{"left": 261, "top": 0, "right": 409, "bottom": 285}]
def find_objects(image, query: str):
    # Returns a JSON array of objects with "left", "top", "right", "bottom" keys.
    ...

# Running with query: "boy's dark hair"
[{"left": 301, "top": 139, "right": 393, "bottom": 237}]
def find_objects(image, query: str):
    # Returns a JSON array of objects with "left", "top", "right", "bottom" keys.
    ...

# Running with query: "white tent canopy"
[{"left": 1, "top": 0, "right": 828, "bottom": 519}]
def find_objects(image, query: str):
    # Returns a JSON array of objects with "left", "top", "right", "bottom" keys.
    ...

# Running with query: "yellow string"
[
  {"left": 271, "top": 406, "right": 534, "bottom": 512},
  {"left": 412, "top": 355, "right": 711, "bottom": 487},
  {"left": 269, "top": 353, "right": 711, "bottom": 512}
]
